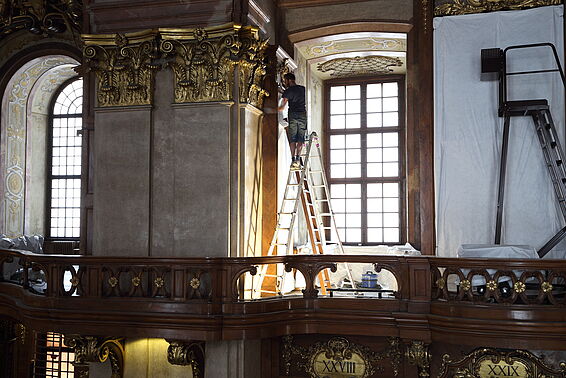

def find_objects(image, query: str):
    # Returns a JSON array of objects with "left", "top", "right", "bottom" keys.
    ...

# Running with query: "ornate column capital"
[
  {"left": 160, "top": 23, "right": 268, "bottom": 106},
  {"left": 82, "top": 30, "right": 160, "bottom": 107},
  {"left": 166, "top": 339, "right": 205, "bottom": 378}
]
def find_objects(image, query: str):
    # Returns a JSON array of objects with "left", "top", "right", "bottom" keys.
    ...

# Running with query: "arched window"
[{"left": 47, "top": 78, "right": 83, "bottom": 240}]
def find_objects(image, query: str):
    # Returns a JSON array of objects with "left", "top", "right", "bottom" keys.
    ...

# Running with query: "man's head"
[{"left": 283, "top": 72, "right": 296, "bottom": 88}]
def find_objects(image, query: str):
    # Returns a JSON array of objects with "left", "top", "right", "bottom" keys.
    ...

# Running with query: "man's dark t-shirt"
[{"left": 283, "top": 85, "right": 306, "bottom": 113}]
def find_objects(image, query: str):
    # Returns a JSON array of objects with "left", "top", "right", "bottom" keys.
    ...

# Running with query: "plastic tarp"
[{"left": 434, "top": 5, "right": 565, "bottom": 258}]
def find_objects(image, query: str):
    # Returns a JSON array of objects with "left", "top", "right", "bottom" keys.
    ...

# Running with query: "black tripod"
[{"left": 481, "top": 43, "right": 566, "bottom": 257}]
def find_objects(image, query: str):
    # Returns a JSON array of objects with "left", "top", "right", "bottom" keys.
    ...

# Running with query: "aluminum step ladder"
[{"left": 253, "top": 132, "right": 354, "bottom": 297}]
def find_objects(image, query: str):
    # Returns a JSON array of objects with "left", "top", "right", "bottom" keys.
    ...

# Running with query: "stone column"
[{"left": 82, "top": 24, "right": 268, "bottom": 258}]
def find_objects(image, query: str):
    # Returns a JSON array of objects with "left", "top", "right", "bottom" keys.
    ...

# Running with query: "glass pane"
[
  {"left": 345, "top": 184, "right": 361, "bottom": 198},
  {"left": 346, "top": 85, "right": 360, "bottom": 99},
  {"left": 367, "top": 113, "right": 382, "bottom": 128},
  {"left": 383, "top": 213, "right": 399, "bottom": 227},
  {"left": 345, "top": 149, "right": 360, "bottom": 163},
  {"left": 383, "top": 147, "right": 398, "bottom": 162},
  {"left": 345, "top": 134, "right": 360, "bottom": 148},
  {"left": 367, "top": 163, "right": 382, "bottom": 177},
  {"left": 367, "top": 83, "right": 382, "bottom": 98},
  {"left": 346, "top": 199, "right": 361, "bottom": 212},
  {"left": 331, "top": 86, "right": 345, "bottom": 100},
  {"left": 382, "top": 133, "right": 398, "bottom": 147},
  {"left": 345, "top": 100, "right": 360, "bottom": 114},
  {"left": 367, "top": 148, "right": 382, "bottom": 163},
  {"left": 345, "top": 114, "right": 361, "bottom": 129},
  {"left": 384, "top": 228, "right": 399, "bottom": 243},
  {"left": 367, "top": 134, "right": 382, "bottom": 148},
  {"left": 331, "top": 115, "right": 345, "bottom": 129},
  {"left": 367, "top": 214, "right": 383, "bottom": 227},
  {"left": 367, "top": 98, "right": 382, "bottom": 113},
  {"left": 330, "top": 134, "right": 345, "bottom": 149},
  {"left": 368, "top": 228, "right": 383, "bottom": 243},
  {"left": 331, "top": 100, "right": 345, "bottom": 115},
  {"left": 383, "top": 198, "right": 399, "bottom": 212},
  {"left": 331, "top": 149, "right": 345, "bottom": 164},
  {"left": 367, "top": 183, "right": 382, "bottom": 197},
  {"left": 367, "top": 198, "right": 382, "bottom": 212},
  {"left": 332, "top": 199, "right": 346, "bottom": 212},
  {"left": 345, "top": 164, "right": 361, "bottom": 178},
  {"left": 335, "top": 214, "right": 346, "bottom": 228},
  {"left": 346, "top": 228, "right": 361, "bottom": 243},
  {"left": 382, "top": 97, "right": 398, "bottom": 112},
  {"left": 383, "top": 162, "right": 398, "bottom": 177},
  {"left": 331, "top": 164, "right": 346, "bottom": 178},
  {"left": 383, "top": 183, "right": 399, "bottom": 197},
  {"left": 331, "top": 184, "right": 346, "bottom": 198},
  {"left": 346, "top": 214, "right": 361, "bottom": 227},
  {"left": 383, "top": 112, "right": 398, "bottom": 127},
  {"left": 383, "top": 82, "right": 398, "bottom": 97}
]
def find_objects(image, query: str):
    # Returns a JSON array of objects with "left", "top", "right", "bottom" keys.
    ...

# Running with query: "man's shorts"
[{"left": 286, "top": 111, "right": 308, "bottom": 143}]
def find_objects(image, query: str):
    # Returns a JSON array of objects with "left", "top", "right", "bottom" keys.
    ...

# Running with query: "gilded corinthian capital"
[
  {"left": 82, "top": 30, "right": 160, "bottom": 107},
  {"left": 160, "top": 23, "right": 268, "bottom": 106}
]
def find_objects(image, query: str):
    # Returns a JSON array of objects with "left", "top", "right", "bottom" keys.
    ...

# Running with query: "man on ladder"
[{"left": 278, "top": 72, "right": 307, "bottom": 170}]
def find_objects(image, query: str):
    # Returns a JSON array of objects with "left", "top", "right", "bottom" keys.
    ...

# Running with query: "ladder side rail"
[
  {"left": 541, "top": 110, "right": 566, "bottom": 198},
  {"left": 285, "top": 136, "right": 315, "bottom": 250},
  {"left": 535, "top": 112, "right": 566, "bottom": 217},
  {"left": 503, "top": 43, "right": 566, "bottom": 86}
]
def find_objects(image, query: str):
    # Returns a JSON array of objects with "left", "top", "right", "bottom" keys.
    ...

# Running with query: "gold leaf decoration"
[
  {"left": 460, "top": 279, "right": 471, "bottom": 292},
  {"left": 541, "top": 281, "right": 553, "bottom": 293},
  {"left": 486, "top": 280, "right": 498, "bottom": 291},
  {"left": 513, "top": 281, "right": 526, "bottom": 294},
  {"left": 160, "top": 23, "right": 269, "bottom": 106},
  {"left": 0, "top": 0, "right": 82, "bottom": 38},
  {"left": 317, "top": 55, "right": 403, "bottom": 78},
  {"left": 82, "top": 30, "right": 160, "bottom": 107},
  {"left": 190, "top": 277, "right": 201, "bottom": 290},
  {"left": 434, "top": 0, "right": 561, "bottom": 17}
]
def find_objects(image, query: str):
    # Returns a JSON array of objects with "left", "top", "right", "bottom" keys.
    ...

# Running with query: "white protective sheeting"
[{"left": 434, "top": 6, "right": 565, "bottom": 257}]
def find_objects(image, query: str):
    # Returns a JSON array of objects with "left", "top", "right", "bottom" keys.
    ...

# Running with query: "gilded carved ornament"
[
  {"left": 82, "top": 30, "right": 160, "bottom": 107},
  {"left": 64, "top": 335, "right": 124, "bottom": 378},
  {"left": 160, "top": 23, "right": 268, "bottom": 106},
  {"left": 167, "top": 340, "right": 205, "bottom": 378},
  {"left": 0, "top": 0, "right": 81, "bottom": 38},
  {"left": 282, "top": 335, "right": 403, "bottom": 378},
  {"left": 405, "top": 341, "right": 431, "bottom": 377},
  {"left": 439, "top": 348, "right": 566, "bottom": 378},
  {"left": 317, "top": 55, "right": 403, "bottom": 78},
  {"left": 434, "top": 0, "right": 561, "bottom": 16},
  {"left": 82, "top": 24, "right": 269, "bottom": 107}
]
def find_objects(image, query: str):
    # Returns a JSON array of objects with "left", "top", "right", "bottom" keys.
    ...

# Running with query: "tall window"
[
  {"left": 325, "top": 78, "right": 405, "bottom": 245},
  {"left": 47, "top": 78, "right": 82, "bottom": 239},
  {"left": 34, "top": 332, "right": 75, "bottom": 378}
]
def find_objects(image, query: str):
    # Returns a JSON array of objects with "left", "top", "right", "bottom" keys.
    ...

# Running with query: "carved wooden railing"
[
  {"left": 430, "top": 257, "right": 566, "bottom": 305},
  {"left": 2, "top": 249, "right": 566, "bottom": 349}
]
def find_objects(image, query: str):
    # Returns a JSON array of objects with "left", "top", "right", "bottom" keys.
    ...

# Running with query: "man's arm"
[{"left": 277, "top": 97, "right": 288, "bottom": 112}]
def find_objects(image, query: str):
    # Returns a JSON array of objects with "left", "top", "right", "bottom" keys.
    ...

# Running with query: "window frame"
[
  {"left": 45, "top": 76, "right": 83, "bottom": 242},
  {"left": 323, "top": 75, "right": 406, "bottom": 245}
]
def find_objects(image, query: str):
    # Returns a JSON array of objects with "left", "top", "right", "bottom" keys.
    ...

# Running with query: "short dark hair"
[{"left": 284, "top": 72, "right": 296, "bottom": 81}]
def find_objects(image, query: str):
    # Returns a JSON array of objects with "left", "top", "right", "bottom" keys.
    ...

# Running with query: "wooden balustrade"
[{"left": 1, "top": 249, "right": 566, "bottom": 349}]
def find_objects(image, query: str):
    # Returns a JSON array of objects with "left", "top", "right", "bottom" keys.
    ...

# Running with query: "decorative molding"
[
  {"left": 0, "top": 0, "right": 81, "bottom": 38},
  {"left": 434, "top": 0, "right": 561, "bottom": 17},
  {"left": 82, "top": 30, "right": 160, "bottom": 107},
  {"left": 406, "top": 341, "right": 431, "bottom": 377},
  {"left": 317, "top": 55, "right": 403, "bottom": 77},
  {"left": 282, "top": 335, "right": 402, "bottom": 377},
  {"left": 166, "top": 340, "right": 205, "bottom": 378},
  {"left": 64, "top": 335, "right": 125, "bottom": 378},
  {"left": 439, "top": 348, "right": 566, "bottom": 378},
  {"left": 160, "top": 23, "right": 268, "bottom": 106}
]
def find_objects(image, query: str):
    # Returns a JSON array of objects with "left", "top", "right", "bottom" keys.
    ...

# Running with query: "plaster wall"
[
  {"left": 122, "top": 339, "right": 193, "bottom": 378},
  {"left": 93, "top": 107, "right": 151, "bottom": 256}
]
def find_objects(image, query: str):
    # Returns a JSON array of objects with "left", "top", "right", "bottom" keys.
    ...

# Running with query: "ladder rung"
[{"left": 279, "top": 212, "right": 295, "bottom": 215}]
